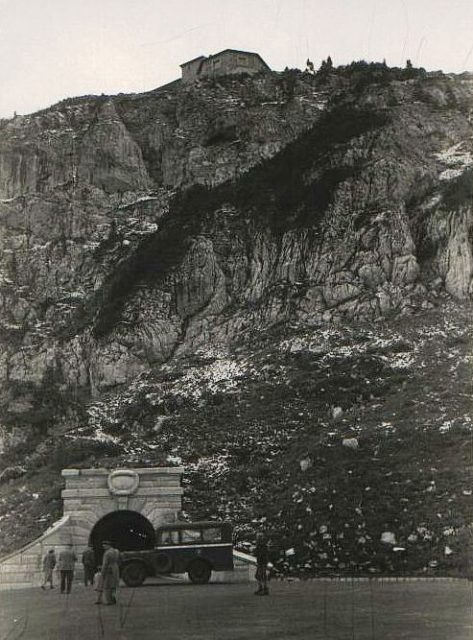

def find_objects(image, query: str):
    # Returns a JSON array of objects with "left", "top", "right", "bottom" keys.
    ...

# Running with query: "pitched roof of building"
[
  {"left": 181, "top": 49, "right": 270, "bottom": 71},
  {"left": 210, "top": 49, "right": 271, "bottom": 69},
  {"left": 180, "top": 55, "right": 206, "bottom": 68}
]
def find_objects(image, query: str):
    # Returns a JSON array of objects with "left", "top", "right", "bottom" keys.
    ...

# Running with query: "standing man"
[
  {"left": 41, "top": 549, "right": 56, "bottom": 590},
  {"left": 57, "top": 543, "right": 77, "bottom": 594},
  {"left": 82, "top": 545, "right": 96, "bottom": 587},
  {"left": 254, "top": 533, "right": 269, "bottom": 596},
  {"left": 101, "top": 540, "right": 120, "bottom": 605}
]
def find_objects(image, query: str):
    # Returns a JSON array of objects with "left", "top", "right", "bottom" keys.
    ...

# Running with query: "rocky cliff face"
[
  {"left": 0, "top": 73, "right": 327, "bottom": 436},
  {"left": 1, "top": 66, "right": 473, "bottom": 572},
  {"left": 1, "top": 70, "right": 472, "bottom": 405}
]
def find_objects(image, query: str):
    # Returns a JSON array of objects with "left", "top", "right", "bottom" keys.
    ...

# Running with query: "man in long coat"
[
  {"left": 101, "top": 540, "right": 120, "bottom": 605},
  {"left": 57, "top": 543, "right": 77, "bottom": 594}
]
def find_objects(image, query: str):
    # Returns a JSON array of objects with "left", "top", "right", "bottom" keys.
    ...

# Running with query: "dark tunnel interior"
[{"left": 89, "top": 510, "right": 156, "bottom": 564}]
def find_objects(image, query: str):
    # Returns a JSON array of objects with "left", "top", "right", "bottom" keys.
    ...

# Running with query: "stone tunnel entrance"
[
  {"left": 0, "top": 466, "right": 251, "bottom": 589},
  {"left": 0, "top": 466, "right": 185, "bottom": 590},
  {"left": 89, "top": 510, "right": 156, "bottom": 561},
  {"left": 61, "top": 467, "right": 184, "bottom": 568}
]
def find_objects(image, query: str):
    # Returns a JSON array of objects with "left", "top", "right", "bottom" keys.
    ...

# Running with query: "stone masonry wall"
[{"left": 0, "top": 467, "right": 184, "bottom": 590}]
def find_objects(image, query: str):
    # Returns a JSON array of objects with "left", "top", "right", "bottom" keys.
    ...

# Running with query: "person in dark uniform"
[
  {"left": 82, "top": 545, "right": 96, "bottom": 587},
  {"left": 254, "top": 533, "right": 269, "bottom": 596}
]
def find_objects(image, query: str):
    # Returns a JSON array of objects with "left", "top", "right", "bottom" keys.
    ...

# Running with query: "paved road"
[{"left": 0, "top": 579, "right": 471, "bottom": 639}]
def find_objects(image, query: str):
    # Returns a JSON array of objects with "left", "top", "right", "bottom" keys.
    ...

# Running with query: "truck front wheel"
[
  {"left": 188, "top": 559, "right": 212, "bottom": 584},
  {"left": 121, "top": 561, "right": 147, "bottom": 587}
]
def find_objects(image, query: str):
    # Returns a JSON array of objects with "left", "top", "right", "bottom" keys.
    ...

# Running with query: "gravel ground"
[{"left": 0, "top": 578, "right": 471, "bottom": 640}]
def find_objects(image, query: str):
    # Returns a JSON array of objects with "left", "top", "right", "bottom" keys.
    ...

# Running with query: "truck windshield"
[{"left": 160, "top": 530, "right": 179, "bottom": 545}]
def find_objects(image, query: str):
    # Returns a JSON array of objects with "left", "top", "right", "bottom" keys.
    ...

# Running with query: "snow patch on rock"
[{"left": 435, "top": 142, "right": 473, "bottom": 181}]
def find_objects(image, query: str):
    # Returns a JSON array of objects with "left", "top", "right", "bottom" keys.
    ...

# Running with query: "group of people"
[
  {"left": 42, "top": 534, "right": 270, "bottom": 598},
  {"left": 41, "top": 540, "right": 120, "bottom": 605}
]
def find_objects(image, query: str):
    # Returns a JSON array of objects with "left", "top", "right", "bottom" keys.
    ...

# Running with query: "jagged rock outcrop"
[
  {"left": 77, "top": 100, "right": 152, "bottom": 192},
  {"left": 1, "top": 67, "right": 473, "bottom": 441}
]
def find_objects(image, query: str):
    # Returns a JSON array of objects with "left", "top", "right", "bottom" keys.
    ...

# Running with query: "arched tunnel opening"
[{"left": 89, "top": 510, "right": 156, "bottom": 564}]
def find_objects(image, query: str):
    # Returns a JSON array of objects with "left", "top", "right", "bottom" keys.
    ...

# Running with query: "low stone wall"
[
  {"left": 212, "top": 551, "right": 254, "bottom": 583},
  {"left": 0, "top": 515, "right": 75, "bottom": 590},
  {"left": 232, "top": 550, "right": 257, "bottom": 581}
]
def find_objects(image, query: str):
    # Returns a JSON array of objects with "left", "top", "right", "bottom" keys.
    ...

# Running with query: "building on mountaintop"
[{"left": 180, "top": 49, "right": 270, "bottom": 83}]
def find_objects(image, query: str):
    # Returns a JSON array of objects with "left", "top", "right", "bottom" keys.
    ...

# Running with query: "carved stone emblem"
[{"left": 107, "top": 470, "right": 139, "bottom": 496}]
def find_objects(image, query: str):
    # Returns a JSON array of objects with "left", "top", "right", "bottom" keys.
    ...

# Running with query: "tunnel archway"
[{"left": 89, "top": 510, "right": 156, "bottom": 563}]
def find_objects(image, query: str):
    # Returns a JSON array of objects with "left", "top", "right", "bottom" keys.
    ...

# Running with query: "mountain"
[{"left": 0, "top": 63, "right": 472, "bottom": 575}]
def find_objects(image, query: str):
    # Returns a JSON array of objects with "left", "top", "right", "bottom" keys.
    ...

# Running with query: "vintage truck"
[{"left": 120, "top": 521, "right": 234, "bottom": 586}]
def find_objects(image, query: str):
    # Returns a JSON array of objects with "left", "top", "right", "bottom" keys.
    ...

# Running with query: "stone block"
[
  {"left": 20, "top": 555, "right": 40, "bottom": 566},
  {"left": 133, "top": 467, "right": 184, "bottom": 475},
  {"left": 139, "top": 478, "right": 181, "bottom": 488},
  {"left": 71, "top": 510, "right": 100, "bottom": 522},
  {"left": 64, "top": 477, "right": 108, "bottom": 490},
  {"left": 43, "top": 530, "right": 72, "bottom": 545},
  {"left": 79, "top": 468, "right": 110, "bottom": 476},
  {"left": 141, "top": 503, "right": 181, "bottom": 517},
  {"left": 0, "top": 564, "right": 23, "bottom": 573},
  {"left": 62, "top": 487, "right": 183, "bottom": 499},
  {"left": 0, "top": 582, "right": 36, "bottom": 590},
  {"left": 70, "top": 526, "right": 90, "bottom": 538},
  {"left": 2, "top": 556, "right": 22, "bottom": 566},
  {"left": 62, "top": 499, "right": 84, "bottom": 510},
  {"left": 127, "top": 498, "right": 147, "bottom": 512}
]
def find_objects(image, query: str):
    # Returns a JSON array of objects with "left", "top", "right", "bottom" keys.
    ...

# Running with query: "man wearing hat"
[{"left": 100, "top": 540, "right": 120, "bottom": 605}]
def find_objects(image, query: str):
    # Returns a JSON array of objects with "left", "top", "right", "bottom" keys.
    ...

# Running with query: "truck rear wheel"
[
  {"left": 188, "top": 559, "right": 212, "bottom": 584},
  {"left": 155, "top": 552, "right": 172, "bottom": 574},
  {"left": 121, "top": 561, "right": 146, "bottom": 587}
]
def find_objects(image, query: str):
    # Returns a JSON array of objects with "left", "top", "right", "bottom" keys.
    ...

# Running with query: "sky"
[{"left": 1, "top": 0, "right": 473, "bottom": 118}]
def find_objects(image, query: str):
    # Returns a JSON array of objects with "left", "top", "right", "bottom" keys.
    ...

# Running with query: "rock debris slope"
[{"left": 0, "top": 65, "right": 472, "bottom": 574}]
